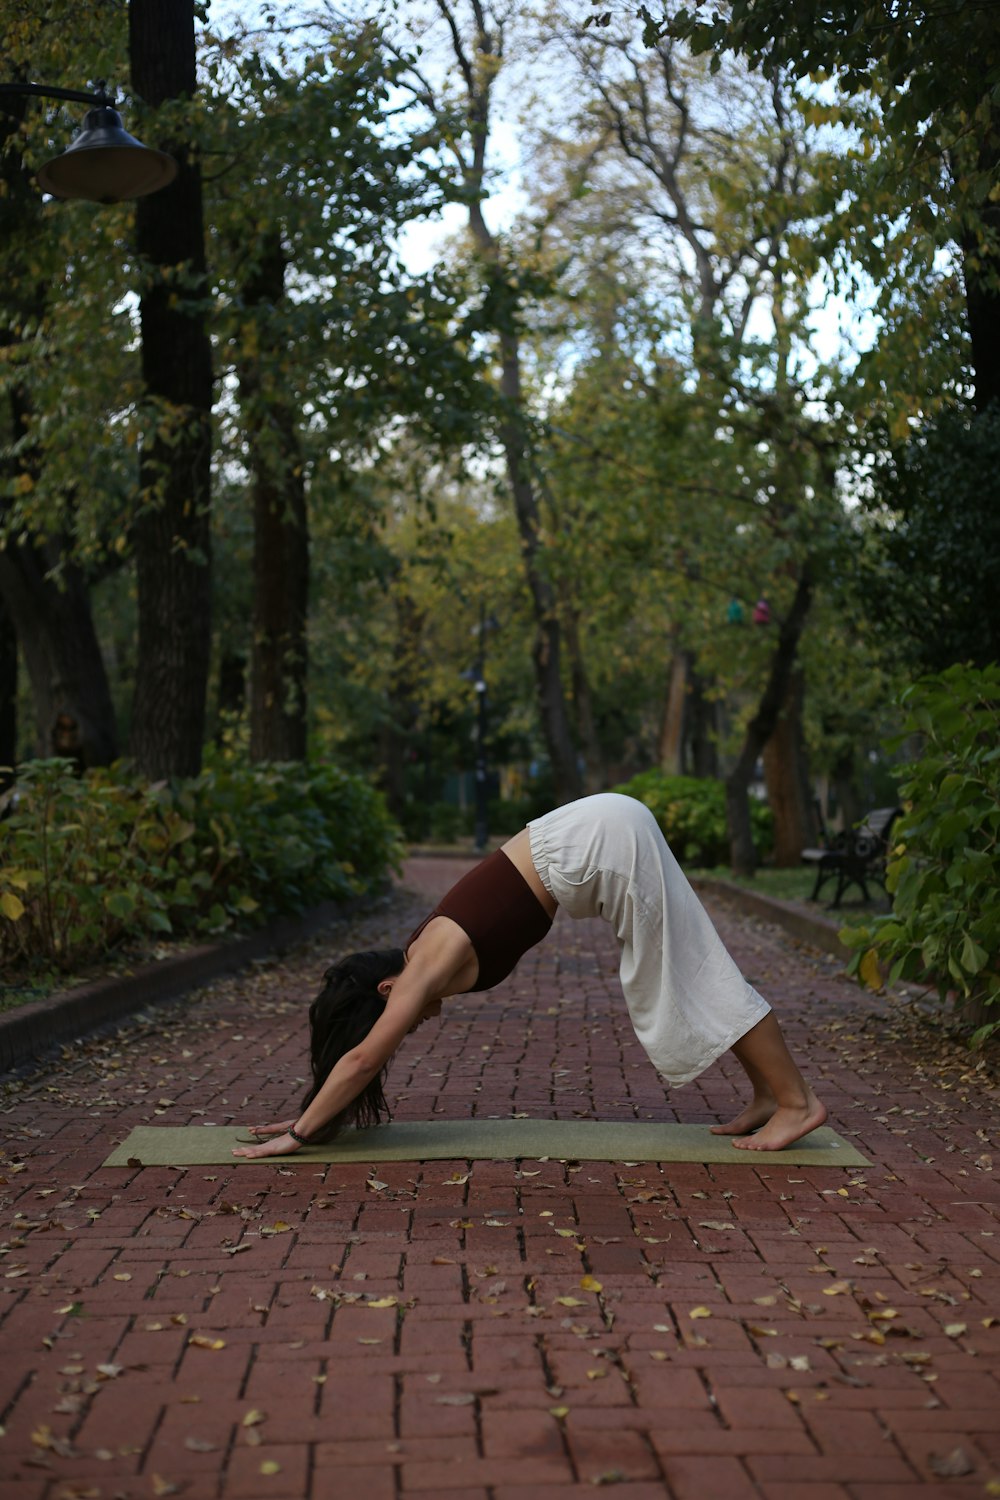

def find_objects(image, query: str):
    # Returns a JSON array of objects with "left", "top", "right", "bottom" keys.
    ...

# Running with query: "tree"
[
  {"left": 0, "top": 0, "right": 125, "bottom": 766},
  {"left": 530, "top": 14, "right": 845, "bottom": 864},
  {"left": 385, "top": 0, "right": 584, "bottom": 803},
  {"left": 128, "top": 0, "right": 214, "bottom": 779},
  {"left": 655, "top": 0, "right": 1000, "bottom": 412},
  {"left": 206, "top": 19, "right": 485, "bottom": 764}
]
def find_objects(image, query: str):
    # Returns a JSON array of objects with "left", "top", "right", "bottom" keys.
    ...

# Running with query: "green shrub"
[
  {"left": 0, "top": 755, "right": 401, "bottom": 977},
  {"left": 841, "top": 664, "right": 1000, "bottom": 1043},
  {"left": 612, "top": 770, "right": 773, "bottom": 867}
]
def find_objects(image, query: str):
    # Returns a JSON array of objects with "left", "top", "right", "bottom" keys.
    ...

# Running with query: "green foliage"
[
  {"left": 613, "top": 771, "right": 774, "bottom": 866},
  {"left": 0, "top": 756, "right": 401, "bottom": 978},
  {"left": 860, "top": 406, "right": 1000, "bottom": 672},
  {"left": 841, "top": 666, "right": 1000, "bottom": 1042}
]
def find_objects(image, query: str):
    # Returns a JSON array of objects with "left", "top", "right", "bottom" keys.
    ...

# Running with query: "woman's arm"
[{"left": 231, "top": 931, "right": 467, "bottom": 1159}]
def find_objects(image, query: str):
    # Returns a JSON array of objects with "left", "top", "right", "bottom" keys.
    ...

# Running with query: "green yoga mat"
[{"left": 103, "top": 1120, "right": 868, "bottom": 1168}]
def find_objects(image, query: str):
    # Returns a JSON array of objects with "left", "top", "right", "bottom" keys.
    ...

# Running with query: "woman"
[{"left": 233, "top": 793, "right": 825, "bottom": 1160}]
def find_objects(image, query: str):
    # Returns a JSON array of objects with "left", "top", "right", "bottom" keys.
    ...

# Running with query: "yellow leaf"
[
  {"left": 366, "top": 1296, "right": 398, "bottom": 1309},
  {"left": 549, "top": 1406, "right": 570, "bottom": 1419},
  {"left": 0, "top": 891, "right": 25, "bottom": 921},
  {"left": 579, "top": 1276, "right": 603, "bottom": 1293},
  {"left": 823, "top": 1281, "right": 853, "bottom": 1297},
  {"left": 555, "top": 1296, "right": 585, "bottom": 1307},
  {"left": 260, "top": 1461, "right": 281, "bottom": 1476},
  {"left": 553, "top": 1228, "right": 577, "bottom": 1238},
  {"left": 188, "top": 1335, "right": 225, "bottom": 1351},
  {"left": 689, "top": 1306, "right": 712, "bottom": 1319},
  {"left": 858, "top": 949, "right": 883, "bottom": 992},
  {"left": 944, "top": 1323, "right": 967, "bottom": 1338}
]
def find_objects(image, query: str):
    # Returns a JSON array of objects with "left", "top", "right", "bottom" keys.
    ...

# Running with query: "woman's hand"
[
  {"left": 232, "top": 1131, "right": 302, "bottom": 1160},
  {"left": 243, "top": 1119, "right": 297, "bottom": 1138}
]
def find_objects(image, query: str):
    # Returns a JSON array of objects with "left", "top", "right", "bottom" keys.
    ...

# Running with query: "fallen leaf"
[
  {"left": 188, "top": 1335, "right": 225, "bottom": 1351},
  {"left": 242, "top": 1410, "right": 266, "bottom": 1427},
  {"left": 689, "top": 1306, "right": 712, "bottom": 1319},
  {"left": 579, "top": 1275, "right": 603, "bottom": 1293},
  {"left": 928, "top": 1447, "right": 975, "bottom": 1478},
  {"left": 184, "top": 1437, "right": 217, "bottom": 1452},
  {"left": 549, "top": 1405, "right": 570, "bottom": 1419},
  {"left": 555, "top": 1296, "right": 585, "bottom": 1307},
  {"left": 260, "top": 1461, "right": 282, "bottom": 1475},
  {"left": 436, "top": 1393, "right": 476, "bottom": 1406},
  {"left": 366, "top": 1296, "right": 398, "bottom": 1309},
  {"left": 943, "top": 1323, "right": 967, "bottom": 1338},
  {"left": 699, "top": 1220, "right": 735, "bottom": 1232},
  {"left": 823, "top": 1281, "right": 853, "bottom": 1296}
]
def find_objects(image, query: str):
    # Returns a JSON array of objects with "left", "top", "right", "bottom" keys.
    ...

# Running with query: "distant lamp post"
[
  {"left": 467, "top": 607, "right": 500, "bottom": 854},
  {"left": 0, "top": 81, "right": 176, "bottom": 203}
]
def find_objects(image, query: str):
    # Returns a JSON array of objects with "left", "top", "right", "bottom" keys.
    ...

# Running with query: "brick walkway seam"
[{"left": 0, "top": 854, "right": 997, "bottom": 1500}]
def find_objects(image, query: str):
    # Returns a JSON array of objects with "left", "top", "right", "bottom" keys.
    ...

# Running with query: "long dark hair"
[{"left": 300, "top": 947, "right": 406, "bottom": 1143}]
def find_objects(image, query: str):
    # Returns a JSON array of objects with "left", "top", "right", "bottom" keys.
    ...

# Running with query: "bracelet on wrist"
[{"left": 287, "top": 1124, "right": 311, "bottom": 1146}]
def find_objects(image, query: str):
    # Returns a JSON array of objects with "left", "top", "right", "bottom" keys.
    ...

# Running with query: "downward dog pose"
[{"left": 233, "top": 793, "right": 825, "bottom": 1160}]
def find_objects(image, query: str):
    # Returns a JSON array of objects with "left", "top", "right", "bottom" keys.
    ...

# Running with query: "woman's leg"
[{"left": 711, "top": 1012, "right": 826, "bottom": 1150}]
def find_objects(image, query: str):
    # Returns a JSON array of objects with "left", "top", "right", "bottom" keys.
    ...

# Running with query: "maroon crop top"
[{"left": 405, "top": 848, "right": 553, "bottom": 992}]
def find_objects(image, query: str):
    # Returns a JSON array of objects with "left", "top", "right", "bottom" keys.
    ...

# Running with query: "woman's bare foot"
[
  {"left": 709, "top": 1094, "right": 775, "bottom": 1136},
  {"left": 730, "top": 1090, "right": 827, "bottom": 1151}
]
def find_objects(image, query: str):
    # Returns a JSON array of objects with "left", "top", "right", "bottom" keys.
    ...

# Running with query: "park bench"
[{"left": 801, "top": 806, "right": 902, "bottom": 909}]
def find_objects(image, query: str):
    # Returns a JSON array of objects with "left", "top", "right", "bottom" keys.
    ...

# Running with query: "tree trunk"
[
  {"left": 237, "top": 233, "right": 309, "bottom": 763},
  {"left": 686, "top": 662, "right": 719, "bottom": 778},
  {"left": 129, "top": 0, "right": 214, "bottom": 780},
  {"left": 762, "top": 667, "right": 817, "bottom": 865},
  {"left": 963, "top": 128, "right": 1000, "bottom": 414},
  {"left": 659, "top": 648, "right": 718, "bottom": 778},
  {"left": 562, "top": 598, "right": 603, "bottom": 791},
  {"left": 658, "top": 647, "right": 687, "bottom": 774},
  {"left": 0, "top": 592, "right": 16, "bottom": 781},
  {"left": 495, "top": 324, "right": 582, "bottom": 803},
  {"left": 0, "top": 544, "right": 118, "bottom": 766},
  {"left": 725, "top": 566, "right": 814, "bottom": 874}
]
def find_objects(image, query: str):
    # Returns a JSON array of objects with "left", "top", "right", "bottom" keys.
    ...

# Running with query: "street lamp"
[
  {"left": 468, "top": 608, "right": 500, "bottom": 854},
  {"left": 0, "top": 81, "right": 176, "bottom": 203}
]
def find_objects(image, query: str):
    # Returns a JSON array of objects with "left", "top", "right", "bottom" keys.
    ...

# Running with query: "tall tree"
[
  {"left": 206, "top": 20, "right": 482, "bottom": 764},
  {"left": 0, "top": 4, "right": 123, "bottom": 765},
  {"left": 128, "top": 0, "right": 214, "bottom": 779},
  {"left": 537, "top": 16, "right": 836, "bottom": 862},
  {"left": 388, "top": 1, "right": 583, "bottom": 803},
  {"left": 658, "top": 0, "right": 1000, "bottom": 412}
]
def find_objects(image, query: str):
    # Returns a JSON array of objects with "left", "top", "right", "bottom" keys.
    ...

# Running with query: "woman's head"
[{"left": 302, "top": 947, "right": 405, "bottom": 1142}]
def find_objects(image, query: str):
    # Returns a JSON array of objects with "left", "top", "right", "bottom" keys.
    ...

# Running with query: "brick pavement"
[{"left": 0, "top": 854, "right": 998, "bottom": 1500}]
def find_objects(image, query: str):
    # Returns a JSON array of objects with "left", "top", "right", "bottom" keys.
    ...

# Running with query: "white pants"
[{"left": 528, "top": 793, "right": 771, "bottom": 1085}]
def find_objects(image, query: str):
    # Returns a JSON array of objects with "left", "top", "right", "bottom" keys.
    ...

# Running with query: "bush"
[
  {"left": 0, "top": 755, "right": 402, "bottom": 978},
  {"left": 841, "top": 665, "right": 1000, "bottom": 1043},
  {"left": 612, "top": 770, "right": 773, "bottom": 867}
]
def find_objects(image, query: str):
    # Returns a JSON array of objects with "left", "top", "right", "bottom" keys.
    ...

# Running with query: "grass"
[{"left": 689, "top": 864, "right": 890, "bottom": 912}]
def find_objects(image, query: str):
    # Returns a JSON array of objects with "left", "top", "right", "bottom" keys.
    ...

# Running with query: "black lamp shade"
[{"left": 36, "top": 104, "right": 177, "bottom": 203}]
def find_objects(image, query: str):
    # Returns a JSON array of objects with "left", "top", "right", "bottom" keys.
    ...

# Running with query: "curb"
[
  {"left": 0, "top": 894, "right": 376, "bottom": 1077},
  {"left": 691, "top": 876, "right": 851, "bottom": 958}
]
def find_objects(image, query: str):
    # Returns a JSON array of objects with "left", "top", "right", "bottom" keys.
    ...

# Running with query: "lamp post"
[
  {"left": 469, "top": 607, "right": 500, "bottom": 854},
  {"left": 0, "top": 81, "right": 176, "bottom": 202}
]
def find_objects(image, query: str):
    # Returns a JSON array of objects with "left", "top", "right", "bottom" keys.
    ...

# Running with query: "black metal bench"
[{"left": 801, "top": 806, "right": 901, "bottom": 909}]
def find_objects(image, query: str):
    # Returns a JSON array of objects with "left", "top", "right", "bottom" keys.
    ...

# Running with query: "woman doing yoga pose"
[{"left": 233, "top": 793, "right": 826, "bottom": 1160}]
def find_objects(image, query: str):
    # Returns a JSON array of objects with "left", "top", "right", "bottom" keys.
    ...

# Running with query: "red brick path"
[{"left": 1, "top": 855, "right": 998, "bottom": 1499}]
